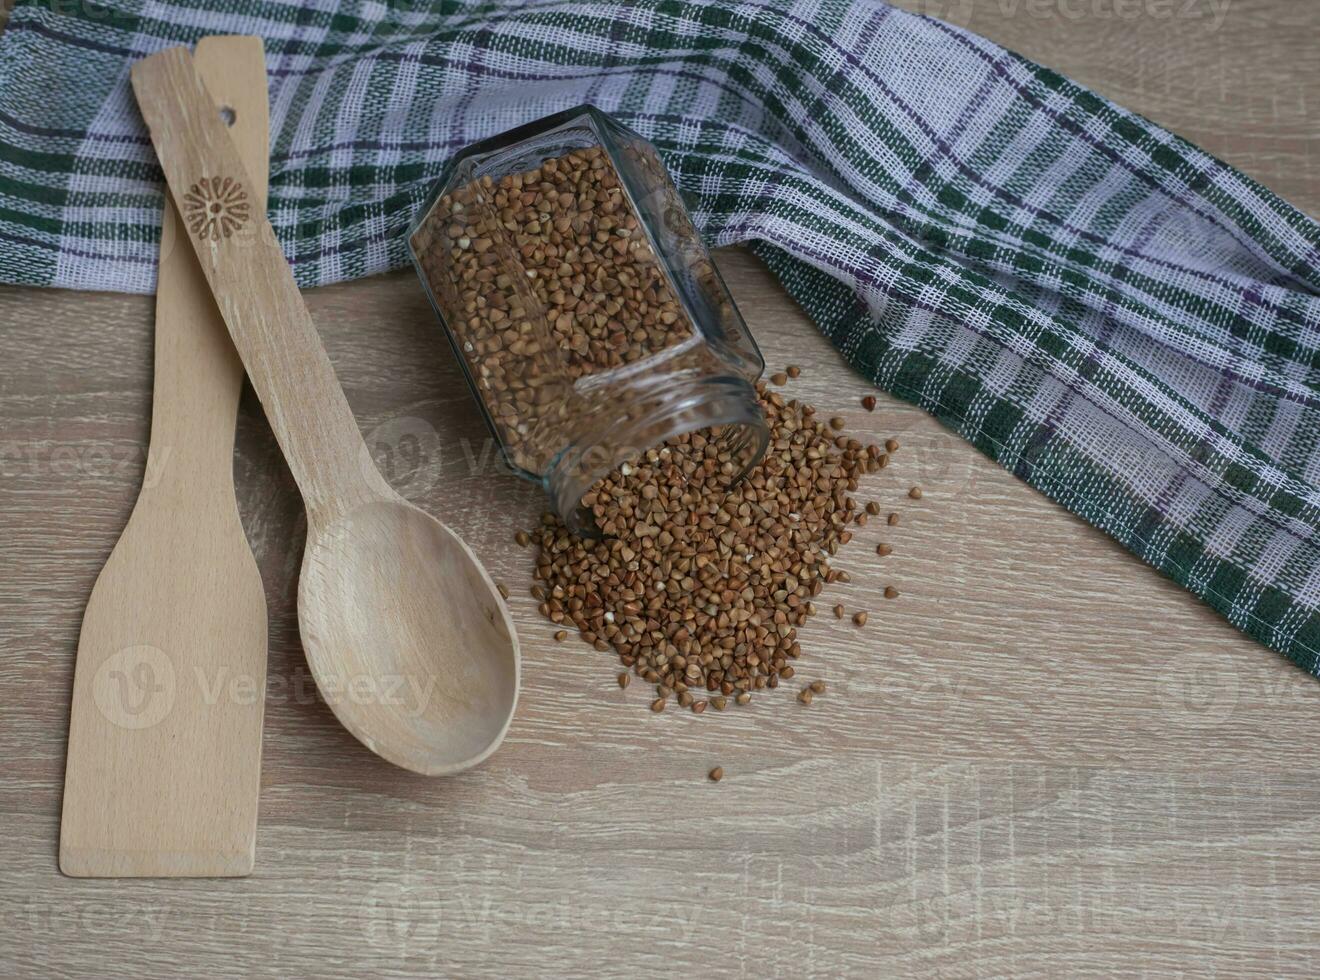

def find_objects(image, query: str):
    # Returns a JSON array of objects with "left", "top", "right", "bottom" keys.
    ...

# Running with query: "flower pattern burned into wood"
[{"left": 183, "top": 176, "right": 250, "bottom": 240}]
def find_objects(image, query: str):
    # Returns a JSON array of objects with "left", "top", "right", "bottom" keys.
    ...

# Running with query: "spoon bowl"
[{"left": 299, "top": 499, "right": 519, "bottom": 774}]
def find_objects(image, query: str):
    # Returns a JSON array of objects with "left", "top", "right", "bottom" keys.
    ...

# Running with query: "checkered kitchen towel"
[{"left": 2, "top": 0, "right": 1318, "bottom": 672}]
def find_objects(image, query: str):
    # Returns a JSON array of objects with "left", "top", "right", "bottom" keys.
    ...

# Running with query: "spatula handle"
[{"left": 131, "top": 47, "right": 388, "bottom": 521}]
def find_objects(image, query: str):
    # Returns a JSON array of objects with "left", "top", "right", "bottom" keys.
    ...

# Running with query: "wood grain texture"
[
  {"left": 60, "top": 36, "right": 272, "bottom": 878},
  {"left": 3, "top": 1, "right": 1320, "bottom": 976}
]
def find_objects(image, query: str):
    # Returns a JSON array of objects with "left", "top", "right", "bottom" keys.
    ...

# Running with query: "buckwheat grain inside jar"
[{"left": 408, "top": 105, "right": 768, "bottom": 531}]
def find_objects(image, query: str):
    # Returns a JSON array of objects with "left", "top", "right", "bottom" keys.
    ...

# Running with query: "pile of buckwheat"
[
  {"left": 526, "top": 377, "right": 898, "bottom": 713},
  {"left": 414, "top": 141, "right": 912, "bottom": 713}
]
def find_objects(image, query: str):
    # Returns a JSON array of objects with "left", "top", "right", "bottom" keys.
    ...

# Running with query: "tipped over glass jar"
[{"left": 408, "top": 105, "right": 767, "bottom": 532}]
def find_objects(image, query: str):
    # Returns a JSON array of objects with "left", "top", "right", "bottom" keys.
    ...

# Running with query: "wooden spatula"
[{"left": 59, "top": 36, "right": 271, "bottom": 877}]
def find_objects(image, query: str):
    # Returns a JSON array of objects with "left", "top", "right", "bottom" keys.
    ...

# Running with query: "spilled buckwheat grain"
[{"left": 533, "top": 381, "right": 877, "bottom": 709}]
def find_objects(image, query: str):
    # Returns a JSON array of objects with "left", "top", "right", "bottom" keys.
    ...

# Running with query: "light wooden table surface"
[{"left": 3, "top": 2, "right": 1319, "bottom": 977}]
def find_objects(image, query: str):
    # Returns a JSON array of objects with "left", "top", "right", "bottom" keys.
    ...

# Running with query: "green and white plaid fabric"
[{"left": 2, "top": 0, "right": 1319, "bottom": 672}]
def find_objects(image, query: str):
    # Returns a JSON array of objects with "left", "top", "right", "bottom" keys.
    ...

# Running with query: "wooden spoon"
[
  {"left": 130, "top": 47, "right": 520, "bottom": 776},
  {"left": 60, "top": 36, "right": 271, "bottom": 877}
]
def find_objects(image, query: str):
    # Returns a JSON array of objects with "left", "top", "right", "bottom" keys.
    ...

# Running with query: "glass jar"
[{"left": 407, "top": 105, "right": 767, "bottom": 532}]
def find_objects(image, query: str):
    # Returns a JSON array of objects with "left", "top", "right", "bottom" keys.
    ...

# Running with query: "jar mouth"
[{"left": 544, "top": 375, "right": 769, "bottom": 536}]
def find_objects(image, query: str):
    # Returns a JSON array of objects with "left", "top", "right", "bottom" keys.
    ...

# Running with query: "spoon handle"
[{"left": 131, "top": 46, "right": 389, "bottom": 521}]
